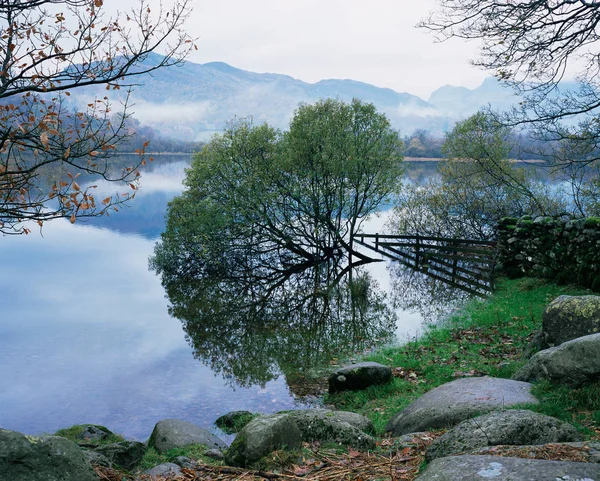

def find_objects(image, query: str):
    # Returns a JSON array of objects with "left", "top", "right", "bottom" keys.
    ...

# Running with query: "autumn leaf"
[
  {"left": 69, "top": 213, "right": 76, "bottom": 224},
  {"left": 94, "top": 0, "right": 103, "bottom": 6},
  {"left": 40, "top": 131, "right": 49, "bottom": 146},
  {"left": 102, "top": 197, "right": 111, "bottom": 205}
]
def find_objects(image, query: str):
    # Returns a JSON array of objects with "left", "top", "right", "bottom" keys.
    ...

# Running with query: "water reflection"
[
  {"left": 163, "top": 268, "right": 396, "bottom": 391},
  {"left": 0, "top": 157, "right": 476, "bottom": 440}
]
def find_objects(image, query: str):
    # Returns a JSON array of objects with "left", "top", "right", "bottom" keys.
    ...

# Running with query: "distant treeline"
[
  {"left": 118, "top": 117, "right": 205, "bottom": 154},
  {"left": 404, "top": 129, "right": 549, "bottom": 161}
]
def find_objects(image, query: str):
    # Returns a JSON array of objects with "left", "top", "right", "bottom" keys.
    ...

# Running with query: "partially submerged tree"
[
  {"left": 152, "top": 98, "right": 403, "bottom": 299},
  {"left": 0, "top": 0, "right": 194, "bottom": 234}
]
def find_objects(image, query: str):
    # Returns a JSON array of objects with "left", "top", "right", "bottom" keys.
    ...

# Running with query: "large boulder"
[
  {"left": 0, "top": 429, "right": 99, "bottom": 481},
  {"left": 148, "top": 419, "right": 227, "bottom": 454},
  {"left": 415, "top": 455, "right": 600, "bottom": 480},
  {"left": 425, "top": 409, "right": 582, "bottom": 461},
  {"left": 285, "top": 409, "right": 376, "bottom": 450},
  {"left": 328, "top": 362, "right": 392, "bottom": 393},
  {"left": 93, "top": 441, "right": 146, "bottom": 470},
  {"left": 513, "top": 332, "right": 600, "bottom": 387},
  {"left": 225, "top": 414, "right": 302, "bottom": 468},
  {"left": 543, "top": 295, "right": 600, "bottom": 346},
  {"left": 385, "top": 377, "right": 538, "bottom": 436}
]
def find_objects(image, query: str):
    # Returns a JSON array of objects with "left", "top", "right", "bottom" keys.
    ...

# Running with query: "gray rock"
[
  {"left": 385, "top": 377, "right": 538, "bottom": 436},
  {"left": 0, "top": 429, "right": 99, "bottom": 481},
  {"left": 285, "top": 409, "right": 375, "bottom": 450},
  {"left": 93, "top": 441, "right": 146, "bottom": 470},
  {"left": 415, "top": 455, "right": 600, "bottom": 480},
  {"left": 329, "top": 362, "right": 392, "bottom": 393},
  {"left": 173, "top": 455, "right": 197, "bottom": 468},
  {"left": 83, "top": 450, "right": 112, "bottom": 468},
  {"left": 543, "top": 295, "right": 600, "bottom": 346},
  {"left": 215, "top": 411, "right": 254, "bottom": 434},
  {"left": 204, "top": 449, "right": 224, "bottom": 460},
  {"left": 144, "top": 462, "right": 182, "bottom": 479},
  {"left": 426, "top": 410, "right": 582, "bottom": 461},
  {"left": 513, "top": 332, "right": 600, "bottom": 387},
  {"left": 148, "top": 419, "right": 227, "bottom": 454},
  {"left": 77, "top": 425, "right": 113, "bottom": 442},
  {"left": 287, "top": 409, "right": 374, "bottom": 434},
  {"left": 225, "top": 414, "right": 302, "bottom": 468}
]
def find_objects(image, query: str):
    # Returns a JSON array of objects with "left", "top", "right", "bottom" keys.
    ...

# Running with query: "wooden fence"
[{"left": 353, "top": 233, "right": 497, "bottom": 296}]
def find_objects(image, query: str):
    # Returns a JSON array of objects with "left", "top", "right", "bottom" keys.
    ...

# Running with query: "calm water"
[{"left": 0, "top": 157, "right": 461, "bottom": 441}]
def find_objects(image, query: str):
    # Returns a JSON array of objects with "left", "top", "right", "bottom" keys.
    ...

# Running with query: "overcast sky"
[{"left": 178, "top": 0, "right": 488, "bottom": 99}]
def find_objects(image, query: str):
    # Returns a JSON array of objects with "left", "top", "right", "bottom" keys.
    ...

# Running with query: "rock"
[
  {"left": 204, "top": 449, "right": 224, "bottom": 460},
  {"left": 513, "top": 332, "right": 600, "bottom": 387},
  {"left": 144, "top": 462, "right": 182, "bottom": 479},
  {"left": 385, "top": 377, "right": 538, "bottom": 436},
  {"left": 77, "top": 425, "right": 113, "bottom": 442},
  {"left": 426, "top": 410, "right": 582, "bottom": 461},
  {"left": 328, "top": 362, "right": 392, "bottom": 393},
  {"left": 215, "top": 411, "right": 254, "bottom": 434},
  {"left": 173, "top": 455, "right": 197, "bottom": 468},
  {"left": 148, "top": 419, "right": 227, "bottom": 454},
  {"left": 522, "top": 330, "right": 547, "bottom": 358},
  {"left": 543, "top": 295, "right": 600, "bottom": 345},
  {"left": 93, "top": 441, "right": 146, "bottom": 470},
  {"left": 83, "top": 450, "right": 112, "bottom": 468},
  {"left": 0, "top": 428, "right": 99, "bottom": 481},
  {"left": 225, "top": 414, "right": 302, "bottom": 468},
  {"left": 285, "top": 409, "right": 376, "bottom": 450},
  {"left": 414, "top": 455, "right": 600, "bottom": 480}
]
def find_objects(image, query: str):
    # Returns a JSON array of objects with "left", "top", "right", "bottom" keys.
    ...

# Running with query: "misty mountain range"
[{"left": 72, "top": 53, "right": 520, "bottom": 142}]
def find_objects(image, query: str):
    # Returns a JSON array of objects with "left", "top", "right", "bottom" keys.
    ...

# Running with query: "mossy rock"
[
  {"left": 584, "top": 217, "right": 600, "bottom": 229},
  {"left": 215, "top": 411, "right": 255, "bottom": 434}
]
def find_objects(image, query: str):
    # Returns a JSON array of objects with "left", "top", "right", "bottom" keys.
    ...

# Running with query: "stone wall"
[{"left": 497, "top": 215, "right": 600, "bottom": 291}]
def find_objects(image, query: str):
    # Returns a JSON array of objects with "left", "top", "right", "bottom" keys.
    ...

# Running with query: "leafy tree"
[
  {"left": 390, "top": 112, "right": 565, "bottom": 240},
  {"left": 152, "top": 98, "right": 403, "bottom": 297},
  {"left": 420, "top": 1, "right": 600, "bottom": 169},
  {"left": 0, "top": 0, "right": 194, "bottom": 235},
  {"left": 150, "top": 100, "right": 403, "bottom": 383}
]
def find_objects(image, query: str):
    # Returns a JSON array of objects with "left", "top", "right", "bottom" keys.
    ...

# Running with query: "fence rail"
[{"left": 353, "top": 233, "right": 497, "bottom": 296}]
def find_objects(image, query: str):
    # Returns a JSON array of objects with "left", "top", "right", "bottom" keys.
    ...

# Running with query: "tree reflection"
[
  {"left": 388, "top": 261, "right": 472, "bottom": 326},
  {"left": 158, "top": 262, "right": 396, "bottom": 389}
]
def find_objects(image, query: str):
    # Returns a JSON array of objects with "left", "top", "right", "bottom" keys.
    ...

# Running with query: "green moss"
[
  {"left": 137, "top": 443, "right": 221, "bottom": 472},
  {"left": 584, "top": 217, "right": 600, "bottom": 229}
]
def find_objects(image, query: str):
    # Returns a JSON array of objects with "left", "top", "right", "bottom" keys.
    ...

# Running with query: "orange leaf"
[
  {"left": 102, "top": 197, "right": 111, "bottom": 205},
  {"left": 69, "top": 213, "right": 76, "bottom": 224},
  {"left": 94, "top": 0, "right": 103, "bottom": 6}
]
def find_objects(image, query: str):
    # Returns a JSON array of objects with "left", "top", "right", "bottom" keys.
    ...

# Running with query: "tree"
[
  {"left": 421, "top": 1, "right": 600, "bottom": 169},
  {"left": 152, "top": 98, "right": 403, "bottom": 298},
  {"left": 0, "top": 0, "right": 194, "bottom": 235},
  {"left": 389, "top": 112, "right": 565, "bottom": 240}
]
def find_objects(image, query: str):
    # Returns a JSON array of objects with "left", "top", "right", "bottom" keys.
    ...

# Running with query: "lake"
[{"left": 0, "top": 156, "right": 468, "bottom": 441}]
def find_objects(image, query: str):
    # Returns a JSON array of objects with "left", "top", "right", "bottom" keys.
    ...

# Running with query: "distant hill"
[{"left": 71, "top": 53, "right": 520, "bottom": 141}]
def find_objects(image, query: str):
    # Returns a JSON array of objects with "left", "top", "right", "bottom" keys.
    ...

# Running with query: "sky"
[{"left": 173, "top": 0, "right": 488, "bottom": 99}]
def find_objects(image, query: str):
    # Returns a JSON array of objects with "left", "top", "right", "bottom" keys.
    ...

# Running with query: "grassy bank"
[{"left": 326, "top": 277, "right": 600, "bottom": 438}]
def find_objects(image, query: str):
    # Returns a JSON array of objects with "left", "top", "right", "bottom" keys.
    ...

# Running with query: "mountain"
[
  {"left": 71, "top": 53, "right": 518, "bottom": 141},
  {"left": 427, "top": 77, "right": 519, "bottom": 117}
]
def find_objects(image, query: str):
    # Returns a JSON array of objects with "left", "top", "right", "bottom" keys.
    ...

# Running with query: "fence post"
[
  {"left": 451, "top": 239, "right": 458, "bottom": 282},
  {"left": 415, "top": 235, "right": 420, "bottom": 269}
]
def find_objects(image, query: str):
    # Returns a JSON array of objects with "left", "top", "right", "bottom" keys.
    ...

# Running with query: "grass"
[
  {"left": 326, "top": 277, "right": 600, "bottom": 437},
  {"left": 137, "top": 444, "right": 223, "bottom": 472}
]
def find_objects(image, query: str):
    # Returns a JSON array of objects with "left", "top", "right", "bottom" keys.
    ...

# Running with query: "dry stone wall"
[{"left": 497, "top": 215, "right": 600, "bottom": 290}]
